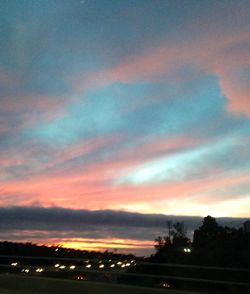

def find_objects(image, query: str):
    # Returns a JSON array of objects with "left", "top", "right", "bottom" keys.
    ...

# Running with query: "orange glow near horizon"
[{"left": 40, "top": 238, "right": 154, "bottom": 254}]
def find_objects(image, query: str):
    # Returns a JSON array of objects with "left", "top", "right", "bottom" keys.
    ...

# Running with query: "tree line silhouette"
[{"left": 153, "top": 215, "right": 250, "bottom": 268}]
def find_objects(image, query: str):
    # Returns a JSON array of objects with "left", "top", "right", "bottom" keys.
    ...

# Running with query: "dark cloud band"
[{"left": 0, "top": 206, "right": 245, "bottom": 232}]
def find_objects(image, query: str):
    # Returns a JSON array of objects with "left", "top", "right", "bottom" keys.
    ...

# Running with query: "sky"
[{"left": 0, "top": 0, "right": 250, "bottom": 255}]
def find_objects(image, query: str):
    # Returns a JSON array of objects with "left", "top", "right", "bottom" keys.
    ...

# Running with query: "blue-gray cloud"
[{"left": 0, "top": 206, "right": 246, "bottom": 233}]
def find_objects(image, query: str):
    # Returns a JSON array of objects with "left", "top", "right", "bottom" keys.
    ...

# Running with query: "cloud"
[
  {"left": 76, "top": 29, "right": 250, "bottom": 116},
  {"left": 0, "top": 130, "right": 249, "bottom": 217},
  {"left": 0, "top": 1, "right": 249, "bottom": 222},
  {"left": 0, "top": 206, "right": 246, "bottom": 255},
  {"left": 113, "top": 138, "right": 233, "bottom": 185},
  {"left": 0, "top": 206, "right": 198, "bottom": 230},
  {"left": 0, "top": 206, "right": 246, "bottom": 233}
]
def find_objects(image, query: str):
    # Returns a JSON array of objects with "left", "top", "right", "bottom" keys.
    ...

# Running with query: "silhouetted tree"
[
  {"left": 171, "top": 221, "right": 189, "bottom": 247},
  {"left": 155, "top": 221, "right": 189, "bottom": 250},
  {"left": 154, "top": 221, "right": 190, "bottom": 263},
  {"left": 192, "top": 216, "right": 250, "bottom": 268},
  {"left": 193, "top": 215, "right": 222, "bottom": 248}
]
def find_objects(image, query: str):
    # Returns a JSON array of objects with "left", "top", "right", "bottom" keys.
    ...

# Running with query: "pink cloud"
[
  {"left": 1, "top": 134, "right": 250, "bottom": 214},
  {"left": 76, "top": 29, "right": 250, "bottom": 116},
  {"left": 0, "top": 95, "right": 65, "bottom": 113},
  {"left": 117, "top": 135, "right": 209, "bottom": 162},
  {"left": 0, "top": 133, "right": 123, "bottom": 183},
  {"left": 0, "top": 94, "right": 75, "bottom": 134},
  {"left": 219, "top": 73, "right": 250, "bottom": 116}
]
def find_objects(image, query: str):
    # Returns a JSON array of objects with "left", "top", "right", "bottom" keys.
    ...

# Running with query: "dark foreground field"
[{"left": 0, "top": 275, "right": 201, "bottom": 294}]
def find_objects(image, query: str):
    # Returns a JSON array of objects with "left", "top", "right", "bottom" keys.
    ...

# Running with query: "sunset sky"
[{"left": 0, "top": 0, "right": 250, "bottom": 254}]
